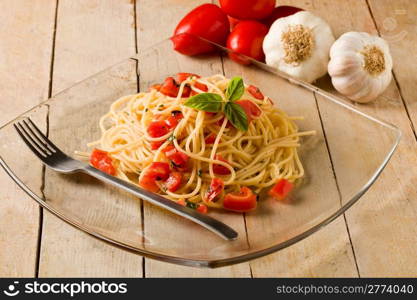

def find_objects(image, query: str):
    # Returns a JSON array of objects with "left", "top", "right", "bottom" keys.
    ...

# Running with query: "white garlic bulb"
[
  {"left": 328, "top": 32, "right": 393, "bottom": 103},
  {"left": 263, "top": 11, "right": 335, "bottom": 83}
]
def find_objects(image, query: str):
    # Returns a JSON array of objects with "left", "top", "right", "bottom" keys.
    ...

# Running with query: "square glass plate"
[{"left": 0, "top": 38, "right": 400, "bottom": 268}]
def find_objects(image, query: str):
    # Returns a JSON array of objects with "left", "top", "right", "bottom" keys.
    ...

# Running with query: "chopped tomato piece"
[
  {"left": 164, "top": 172, "right": 182, "bottom": 192},
  {"left": 247, "top": 85, "right": 264, "bottom": 100},
  {"left": 149, "top": 83, "right": 162, "bottom": 92},
  {"left": 171, "top": 110, "right": 183, "bottom": 120},
  {"left": 216, "top": 117, "right": 232, "bottom": 128},
  {"left": 197, "top": 204, "right": 208, "bottom": 214},
  {"left": 176, "top": 199, "right": 186, "bottom": 206},
  {"left": 223, "top": 186, "right": 257, "bottom": 212},
  {"left": 236, "top": 99, "right": 262, "bottom": 122},
  {"left": 268, "top": 179, "right": 294, "bottom": 201},
  {"left": 139, "top": 162, "right": 170, "bottom": 192},
  {"left": 165, "top": 116, "right": 179, "bottom": 129},
  {"left": 194, "top": 81, "right": 208, "bottom": 92},
  {"left": 150, "top": 140, "right": 165, "bottom": 150},
  {"left": 147, "top": 120, "right": 169, "bottom": 138},
  {"left": 160, "top": 77, "right": 179, "bottom": 97},
  {"left": 176, "top": 72, "right": 200, "bottom": 83},
  {"left": 205, "top": 134, "right": 216, "bottom": 144},
  {"left": 164, "top": 146, "right": 189, "bottom": 169},
  {"left": 213, "top": 154, "right": 231, "bottom": 175},
  {"left": 181, "top": 85, "right": 191, "bottom": 97},
  {"left": 190, "top": 90, "right": 198, "bottom": 96},
  {"left": 204, "top": 178, "right": 224, "bottom": 202},
  {"left": 90, "top": 149, "right": 116, "bottom": 175}
]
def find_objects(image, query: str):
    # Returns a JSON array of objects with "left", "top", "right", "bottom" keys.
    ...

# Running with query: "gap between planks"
[{"left": 36, "top": 0, "right": 59, "bottom": 278}]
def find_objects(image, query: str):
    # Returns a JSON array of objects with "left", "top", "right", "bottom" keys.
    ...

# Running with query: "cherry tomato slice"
[
  {"left": 176, "top": 73, "right": 200, "bottom": 83},
  {"left": 194, "top": 81, "right": 208, "bottom": 92},
  {"left": 247, "top": 85, "right": 264, "bottom": 100},
  {"left": 139, "top": 162, "right": 170, "bottom": 192},
  {"left": 160, "top": 77, "right": 179, "bottom": 97},
  {"left": 223, "top": 186, "right": 257, "bottom": 212},
  {"left": 236, "top": 99, "right": 262, "bottom": 123},
  {"left": 213, "top": 154, "right": 231, "bottom": 175},
  {"left": 197, "top": 204, "right": 208, "bottom": 214},
  {"left": 204, "top": 178, "right": 224, "bottom": 202},
  {"left": 150, "top": 140, "right": 165, "bottom": 150},
  {"left": 90, "top": 149, "right": 116, "bottom": 175},
  {"left": 147, "top": 120, "right": 169, "bottom": 138},
  {"left": 268, "top": 179, "right": 294, "bottom": 201},
  {"left": 205, "top": 134, "right": 216, "bottom": 144},
  {"left": 164, "top": 172, "right": 182, "bottom": 192},
  {"left": 164, "top": 146, "right": 189, "bottom": 168}
]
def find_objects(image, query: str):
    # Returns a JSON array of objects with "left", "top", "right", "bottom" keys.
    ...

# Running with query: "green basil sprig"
[{"left": 184, "top": 76, "right": 248, "bottom": 131}]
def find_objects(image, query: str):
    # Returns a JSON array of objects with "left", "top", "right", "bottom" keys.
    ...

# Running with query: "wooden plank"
[
  {"left": 367, "top": 0, "right": 417, "bottom": 133},
  {"left": 0, "top": 0, "right": 56, "bottom": 277},
  {"left": 38, "top": 0, "right": 143, "bottom": 277},
  {"left": 136, "top": 0, "right": 252, "bottom": 277},
  {"left": 306, "top": 0, "right": 417, "bottom": 276}
]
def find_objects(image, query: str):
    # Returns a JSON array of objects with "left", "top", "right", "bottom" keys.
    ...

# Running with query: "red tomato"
[
  {"left": 165, "top": 111, "right": 183, "bottom": 129},
  {"left": 262, "top": 6, "right": 303, "bottom": 27},
  {"left": 147, "top": 120, "right": 169, "bottom": 138},
  {"left": 164, "top": 172, "right": 182, "bottom": 192},
  {"left": 223, "top": 186, "right": 257, "bottom": 212},
  {"left": 227, "top": 21, "right": 268, "bottom": 63},
  {"left": 220, "top": 0, "right": 276, "bottom": 20},
  {"left": 176, "top": 73, "right": 200, "bottom": 83},
  {"left": 227, "top": 15, "right": 240, "bottom": 30},
  {"left": 204, "top": 178, "right": 224, "bottom": 202},
  {"left": 150, "top": 140, "right": 165, "bottom": 150},
  {"left": 139, "top": 162, "right": 170, "bottom": 192},
  {"left": 268, "top": 179, "right": 294, "bottom": 201},
  {"left": 197, "top": 204, "right": 208, "bottom": 214},
  {"left": 236, "top": 99, "right": 262, "bottom": 122},
  {"left": 172, "top": 4, "right": 230, "bottom": 56},
  {"left": 90, "top": 149, "right": 116, "bottom": 175},
  {"left": 247, "top": 85, "right": 264, "bottom": 100},
  {"left": 213, "top": 154, "right": 231, "bottom": 175},
  {"left": 181, "top": 85, "right": 191, "bottom": 97},
  {"left": 205, "top": 134, "right": 216, "bottom": 144},
  {"left": 164, "top": 146, "right": 189, "bottom": 168}
]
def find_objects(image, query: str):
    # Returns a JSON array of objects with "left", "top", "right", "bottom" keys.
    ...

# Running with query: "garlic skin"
[
  {"left": 263, "top": 11, "right": 335, "bottom": 83},
  {"left": 328, "top": 32, "right": 393, "bottom": 103}
]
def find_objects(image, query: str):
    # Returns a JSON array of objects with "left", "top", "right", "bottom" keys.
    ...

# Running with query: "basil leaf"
[
  {"left": 226, "top": 76, "right": 244, "bottom": 102},
  {"left": 184, "top": 93, "right": 223, "bottom": 112},
  {"left": 224, "top": 102, "right": 248, "bottom": 131}
]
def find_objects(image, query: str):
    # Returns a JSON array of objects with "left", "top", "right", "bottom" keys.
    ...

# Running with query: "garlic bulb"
[
  {"left": 328, "top": 32, "right": 393, "bottom": 103},
  {"left": 263, "top": 11, "right": 335, "bottom": 83}
]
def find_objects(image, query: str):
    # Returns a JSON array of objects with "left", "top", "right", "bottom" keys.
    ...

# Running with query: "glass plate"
[{"left": 0, "top": 38, "right": 401, "bottom": 268}]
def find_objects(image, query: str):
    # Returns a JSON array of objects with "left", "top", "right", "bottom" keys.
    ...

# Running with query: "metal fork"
[{"left": 14, "top": 118, "right": 238, "bottom": 241}]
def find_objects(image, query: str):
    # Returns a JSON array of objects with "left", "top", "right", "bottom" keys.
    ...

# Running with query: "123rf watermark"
[
  {"left": 3, "top": 280, "right": 127, "bottom": 297},
  {"left": 276, "top": 283, "right": 414, "bottom": 296}
]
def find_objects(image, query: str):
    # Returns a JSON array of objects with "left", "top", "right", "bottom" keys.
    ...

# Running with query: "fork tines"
[{"left": 14, "top": 118, "right": 58, "bottom": 158}]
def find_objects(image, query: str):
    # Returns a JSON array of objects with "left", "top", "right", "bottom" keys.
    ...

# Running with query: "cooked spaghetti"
[{"left": 78, "top": 73, "right": 315, "bottom": 212}]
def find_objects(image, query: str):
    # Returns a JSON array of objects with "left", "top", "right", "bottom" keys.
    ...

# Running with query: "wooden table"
[{"left": 1, "top": 0, "right": 416, "bottom": 277}]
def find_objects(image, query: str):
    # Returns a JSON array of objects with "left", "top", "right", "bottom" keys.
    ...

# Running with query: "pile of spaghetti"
[{"left": 81, "top": 73, "right": 315, "bottom": 213}]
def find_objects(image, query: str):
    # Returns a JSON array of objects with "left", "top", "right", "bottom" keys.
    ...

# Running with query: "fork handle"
[{"left": 82, "top": 165, "right": 238, "bottom": 241}]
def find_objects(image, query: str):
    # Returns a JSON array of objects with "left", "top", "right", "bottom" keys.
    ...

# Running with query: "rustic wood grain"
[
  {"left": 136, "top": 0, "right": 252, "bottom": 278},
  {"left": 0, "top": 0, "right": 56, "bottom": 277},
  {"left": 367, "top": 0, "right": 417, "bottom": 137},
  {"left": 38, "top": 0, "right": 143, "bottom": 277},
  {"left": 305, "top": 0, "right": 417, "bottom": 276}
]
